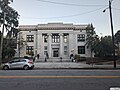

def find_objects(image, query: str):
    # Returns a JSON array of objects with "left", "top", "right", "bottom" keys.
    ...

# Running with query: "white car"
[{"left": 1, "top": 59, "right": 34, "bottom": 70}]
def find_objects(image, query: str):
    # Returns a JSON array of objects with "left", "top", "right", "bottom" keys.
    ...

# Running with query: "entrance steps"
[{"left": 36, "top": 58, "right": 72, "bottom": 62}]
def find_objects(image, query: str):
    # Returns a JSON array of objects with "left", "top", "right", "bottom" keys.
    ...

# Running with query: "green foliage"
[
  {"left": 0, "top": 0, "right": 19, "bottom": 38},
  {"left": 115, "top": 30, "right": 120, "bottom": 56},
  {"left": 95, "top": 36, "right": 113, "bottom": 57},
  {"left": 28, "top": 51, "right": 34, "bottom": 57},
  {"left": 86, "top": 27, "right": 114, "bottom": 57},
  {"left": 0, "top": 0, "right": 19, "bottom": 62},
  {"left": 3, "top": 47, "right": 16, "bottom": 58},
  {"left": 115, "top": 30, "right": 120, "bottom": 44},
  {"left": 86, "top": 26, "right": 99, "bottom": 58},
  {"left": 74, "top": 54, "right": 80, "bottom": 61},
  {"left": 2, "top": 38, "right": 17, "bottom": 59}
]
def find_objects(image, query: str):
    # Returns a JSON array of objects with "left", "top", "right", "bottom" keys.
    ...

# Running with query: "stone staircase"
[{"left": 36, "top": 57, "right": 72, "bottom": 62}]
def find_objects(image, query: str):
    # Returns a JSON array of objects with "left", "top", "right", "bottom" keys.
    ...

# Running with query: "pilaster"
[
  {"left": 60, "top": 33, "right": 63, "bottom": 57},
  {"left": 48, "top": 33, "right": 52, "bottom": 58}
]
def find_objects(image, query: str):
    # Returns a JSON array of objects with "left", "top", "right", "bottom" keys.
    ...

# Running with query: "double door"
[{"left": 53, "top": 49, "right": 59, "bottom": 57}]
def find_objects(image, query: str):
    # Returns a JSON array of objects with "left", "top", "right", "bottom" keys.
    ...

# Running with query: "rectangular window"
[
  {"left": 78, "top": 46, "right": 85, "bottom": 54},
  {"left": 43, "top": 34, "right": 48, "bottom": 43},
  {"left": 52, "top": 34, "right": 60, "bottom": 43},
  {"left": 44, "top": 46, "right": 47, "bottom": 50},
  {"left": 44, "top": 46, "right": 48, "bottom": 55},
  {"left": 64, "top": 46, "right": 67, "bottom": 55},
  {"left": 77, "top": 34, "right": 85, "bottom": 42},
  {"left": 63, "top": 35, "right": 67, "bottom": 43},
  {"left": 26, "top": 35, "right": 34, "bottom": 42},
  {"left": 26, "top": 46, "right": 34, "bottom": 55}
]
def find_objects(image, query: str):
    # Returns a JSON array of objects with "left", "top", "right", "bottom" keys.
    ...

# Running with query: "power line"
[
  {"left": 21, "top": 6, "right": 106, "bottom": 20},
  {"left": 37, "top": 0, "right": 107, "bottom": 7}
]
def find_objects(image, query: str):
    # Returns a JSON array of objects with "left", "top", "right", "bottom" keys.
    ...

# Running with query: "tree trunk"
[
  {"left": 0, "top": 26, "right": 4, "bottom": 65},
  {"left": 0, "top": 13, "right": 5, "bottom": 65}
]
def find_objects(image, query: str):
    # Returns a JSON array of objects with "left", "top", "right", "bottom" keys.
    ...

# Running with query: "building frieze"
[{"left": 18, "top": 23, "right": 94, "bottom": 31}]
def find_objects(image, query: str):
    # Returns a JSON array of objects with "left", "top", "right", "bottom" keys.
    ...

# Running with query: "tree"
[
  {"left": 0, "top": 0, "right": 19, "bottom": 65},
  {"left": 95, "top": 36, "right": 113, "bottom": 57},
  {"left": 115, "top": 30, "right": 120, "bottom": 56},
  {"left": 86, "top": 24, "right": 99, "bottom": 58},
  {"left": 2, "top": 37, "right": 17, "bottom": 59},
  {"left": 85, "top": 24, "right": 99, "bottom": 65}
]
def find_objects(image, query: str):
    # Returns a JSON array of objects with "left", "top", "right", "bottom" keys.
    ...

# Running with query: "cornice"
[
  {"left": 18, "top": 23, "right": 94, "bottom": 31},
  {"left": 19, "top": 25, "right": 37, "bottom": 31}
]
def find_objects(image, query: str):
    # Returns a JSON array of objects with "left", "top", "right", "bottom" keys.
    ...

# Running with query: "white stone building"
[{"left": 17, "top": 23, "right": 94, "bottom": 61}]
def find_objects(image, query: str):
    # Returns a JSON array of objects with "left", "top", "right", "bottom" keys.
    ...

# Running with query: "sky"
[{"left": 10, "top": 0, "right": 120, "bottom": 36}]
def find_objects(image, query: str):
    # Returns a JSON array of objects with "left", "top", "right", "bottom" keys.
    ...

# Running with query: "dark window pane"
[
  {"left": 77, "top": 34, "right": 85, "bottom": 42},
  {"left": 78, "top": 46, "right": 85, "bottom": 54},
  {"left": 52, "top": 34, "right": 60, "bottom": 43},
  {"left": 43, "top": 34, "right": 48, "bottom": 43},
  {"left": 64, "top": 35, "right": 67, "bottom": 43},
  {"left": 26, "top": 46, "right": 34, "bottom": 55},
  {"left": 26, "top": 35, "right": 34, "bottom": 42}
]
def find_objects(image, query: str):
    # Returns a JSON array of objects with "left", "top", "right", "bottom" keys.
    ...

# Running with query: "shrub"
[{"left": 74, "top": 54, "right": 80, "bottom": 62}]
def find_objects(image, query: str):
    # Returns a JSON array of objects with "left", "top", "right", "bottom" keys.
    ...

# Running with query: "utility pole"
[
  {"left": 109, "top": 0, "right": 116, "bottom": 68},
  {"left": 103, "top": 0, "right": 116, "bottom": 68}
]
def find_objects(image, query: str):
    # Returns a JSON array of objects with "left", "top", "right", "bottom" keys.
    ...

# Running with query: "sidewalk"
[{"left": 34, "top": 62, "right": 120, "bottom": 69}]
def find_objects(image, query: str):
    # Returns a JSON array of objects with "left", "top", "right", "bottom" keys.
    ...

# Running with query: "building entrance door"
[{"left": 53, "top": 49, "right": 59, "bottom": 57}]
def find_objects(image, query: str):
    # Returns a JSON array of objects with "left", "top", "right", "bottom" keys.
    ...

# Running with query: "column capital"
[
  {"left": 59, "top": 33, "right": 63, "bottom": 36},
  {"left": 47, "top": 33, "right": 52, "bottom": 36}
]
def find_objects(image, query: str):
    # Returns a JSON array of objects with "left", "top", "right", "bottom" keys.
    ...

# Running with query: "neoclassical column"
[
  {"left": 37, "top": 33, "right": 43, "bottom": 58},
  {"left": 60, "top": 33, "right": 63, "bottom": 57},
  {"left": 35, "top": 29, "right": 38, "bottom": 56},
  {"left": 48, "top": 33, "right": 52, "bottom": 58},
  {"left": 69, "top": 33, "right": 74, "bottom": 56}
]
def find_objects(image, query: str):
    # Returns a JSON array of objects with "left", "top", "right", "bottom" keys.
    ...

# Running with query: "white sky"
[{"left": 10, "top": 0, "right": 120, "bottom": 36}]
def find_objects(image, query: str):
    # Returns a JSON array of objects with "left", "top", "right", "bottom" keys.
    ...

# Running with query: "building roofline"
[{"left": 18, "top": 23, "right": 95, "bottom": 31}]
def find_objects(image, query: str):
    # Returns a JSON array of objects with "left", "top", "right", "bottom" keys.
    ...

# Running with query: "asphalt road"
[{"left": 0, "top": 69, "right": 120, "bottom": 90}]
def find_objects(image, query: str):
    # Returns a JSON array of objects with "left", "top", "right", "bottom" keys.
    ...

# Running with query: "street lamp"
[{"left": 103, "top": 0, "right": 116, "bottom": 68}]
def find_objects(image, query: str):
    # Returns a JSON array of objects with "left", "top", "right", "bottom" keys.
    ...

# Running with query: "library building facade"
[{"left": 17, "top": 23, "right": 94, "bottom": 61}]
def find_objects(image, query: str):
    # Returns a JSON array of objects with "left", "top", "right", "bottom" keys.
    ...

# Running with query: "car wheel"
[
  {"left": 3, "top": 65, "right": 9, "bottom": 70},
  {"left": 23, "top": 65, "right": 29, "bottom": 70}
]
